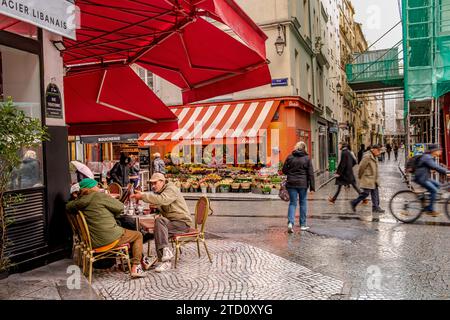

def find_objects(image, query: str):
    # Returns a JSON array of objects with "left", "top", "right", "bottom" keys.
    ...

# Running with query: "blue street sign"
[{"left": 271, "top": 78, "right": 288, "bottom": 87}]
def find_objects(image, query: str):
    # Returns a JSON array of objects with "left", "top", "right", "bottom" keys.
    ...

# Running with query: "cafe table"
[{"left": 121, "top": 210, "right": 157, "bottom": 257}]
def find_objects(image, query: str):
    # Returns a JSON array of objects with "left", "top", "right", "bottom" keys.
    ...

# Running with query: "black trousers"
[{"left": 332, "top": 182, "right": 361, "bottom": 200}]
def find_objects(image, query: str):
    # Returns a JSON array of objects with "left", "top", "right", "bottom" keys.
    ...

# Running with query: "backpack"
[{"left": 405, "top": 155, "right": 423, "bottom": 174}]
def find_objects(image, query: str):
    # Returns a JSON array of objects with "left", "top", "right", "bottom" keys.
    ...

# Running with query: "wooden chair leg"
[
  {"left": 147, "top": 240, "right": 152, "bottom": 257},
  {"left": 77, "top": 247, "right": 82, "bottom": 267},
  {"left": 120, "top": 257, "right": 125, "bottom": 271},
  {"left": 88, "top": 258, "right": 93, "bottom": 284},
  {"left": 82, "top": 252, "right": 87, "bottom": 275},
  {"left": 174, "top": 243, "right": 179, "bottom": 269},
  {"left": 202, "top": 240, "right": 212, "bottom": 263},
  {"left": 126, "top": 256, "right": 132, "bottom": 277},
  {"left": 196, "top": 238, "right": 201, "bottom": 258}
]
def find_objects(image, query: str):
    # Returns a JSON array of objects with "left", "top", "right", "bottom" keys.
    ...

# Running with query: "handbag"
[{"left": 278, "top": 179, "right": 290, "bottom": 202}]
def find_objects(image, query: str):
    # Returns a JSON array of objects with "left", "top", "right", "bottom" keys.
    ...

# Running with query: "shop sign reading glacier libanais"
[{"left": 0, "top": 0, "right": 77, "bottom": 40}]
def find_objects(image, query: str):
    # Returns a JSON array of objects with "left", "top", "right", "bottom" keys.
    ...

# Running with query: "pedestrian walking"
[
  {"left": 350, "top": 144, "right": 385, "bottom": 216},
  {"left": 282, "top": 141, "right": 315, "bottom": 233},
  {"left": 109, "top": 153, "right": 131, "bottom": 187},
  {"left": 386, "top": 143, "right": 392, "bottom": 160},
  {"left": 380, "top": 145, "right": 386, "bottom": 162},
  {"left": 393, "top": 143, "right": 399, "bottom": 161},
  {"left": 328, "top": 142, "right": 362, "bottom": 203},
  {"left": 357, "top": 144, "right": 366, "bottom": 164},
  {"left": 152, "top": 152, "right": 166, "bottom": 174}
]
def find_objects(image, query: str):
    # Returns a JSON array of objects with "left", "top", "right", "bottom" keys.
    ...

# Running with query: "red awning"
[
  {"left": 138, "top": 98, "right": 280, "bottom": 146},
  {"left": 0, "top": 15, "right": 37, "bottom": 37},
  {"left": 62, "top": 0, "right": 271, "bottom": 104},
  {"left": 64, "top": 65, "right": 178, "bottom": 135}
]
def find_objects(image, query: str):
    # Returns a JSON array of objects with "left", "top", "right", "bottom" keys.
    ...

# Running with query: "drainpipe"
[{"left": 308, "top": 0, "right": 317, "bottom": 107}]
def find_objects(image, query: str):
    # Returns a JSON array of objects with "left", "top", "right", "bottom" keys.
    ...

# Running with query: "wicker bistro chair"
[
  {"left": 76, "top": 211, "right": 132, "bottom": 284},
  {"left": 66, "top": 212, "right": 85, "bottom": 267},
  {"left": 107, "top": 182, "right": 123, "bottom": 199},
  {"left": 170, "top": 196, "right": 213, "bottom": 268},
  {"left": 119, "top": 183, "right": 133, "bottom": 203}
]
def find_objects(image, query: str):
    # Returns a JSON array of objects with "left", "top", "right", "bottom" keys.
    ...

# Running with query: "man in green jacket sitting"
[
  {"left": 132, "top": 173, "right": 193, "bottom": 272},
  {"left": 66, "top": 178, "right": 152, "bottom": 278}
]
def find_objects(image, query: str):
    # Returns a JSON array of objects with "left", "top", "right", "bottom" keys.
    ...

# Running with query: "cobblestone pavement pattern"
[{"left": 92, "top": 240, "right": 343, "bottom": 300}]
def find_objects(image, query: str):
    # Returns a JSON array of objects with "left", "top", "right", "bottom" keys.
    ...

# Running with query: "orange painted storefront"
[
  {"left": 270, "top": 98, "right": 314, "bottom": 163},
  {"left": 138, "top": 97, "right": 313, "bottom": 166}
]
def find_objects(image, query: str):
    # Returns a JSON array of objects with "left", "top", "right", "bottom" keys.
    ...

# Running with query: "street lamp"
[
  {"left": 336, "top": 82, "right": 342, "bottom": 95},
  {"left": 274, "top": 24, "right": 286, "bottom": 56}
]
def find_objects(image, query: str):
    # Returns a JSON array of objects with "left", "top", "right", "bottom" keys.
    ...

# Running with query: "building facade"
[
  {"left": 1, "top": 2, "right": 73, "bottom": 271},
  {"left": 147, "top": 0, "right": 344, "bottom": 183}
]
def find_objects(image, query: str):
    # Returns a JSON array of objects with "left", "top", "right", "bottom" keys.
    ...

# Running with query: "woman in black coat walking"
[{"left": 328, "top": 142, "right": 362, "bottom": 203}]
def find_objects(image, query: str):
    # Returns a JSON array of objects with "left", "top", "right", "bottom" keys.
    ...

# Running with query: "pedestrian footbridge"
[{"left": 345, "top": 44, "right": 404, "bottom": 93}]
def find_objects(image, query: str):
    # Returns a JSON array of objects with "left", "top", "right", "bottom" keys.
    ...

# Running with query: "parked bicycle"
[{"left": 389, "top": 182, "right": 450, "bottom": 223}]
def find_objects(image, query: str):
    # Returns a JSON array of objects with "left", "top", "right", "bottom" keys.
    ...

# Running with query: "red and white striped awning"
[{"left": 139, "top": 99, "right": 280, "bottom": 144}]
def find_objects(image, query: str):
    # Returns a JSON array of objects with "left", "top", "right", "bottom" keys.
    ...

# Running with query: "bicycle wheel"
[{"left": 389, "top": 190, "right": 424, "bottom": 223}]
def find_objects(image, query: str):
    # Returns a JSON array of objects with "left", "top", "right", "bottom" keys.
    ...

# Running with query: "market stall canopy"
[
  {"left": 138, "top": 99, "right": 280, "bottom": 146},
  {"left": 62, "top": 0, "right": 271, "bottom": 104},
  {"left": 64, "top": 65, "right": 178, "bottom": 135}
]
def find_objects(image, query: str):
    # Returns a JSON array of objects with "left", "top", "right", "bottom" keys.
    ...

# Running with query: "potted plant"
[
  {"left": 181, "top": 181, "right": 191, "bottom": 193},
  {"left": 220, "top": 183, "right": 230, "bottom": 193},
  {"left": 0, "top": 98, "right": 48, "bottom": 276},
  {"left": 241, "top": 181, "right": 251, "bottom": 192},
  {"left": 262, "top": 186, "right": 272, "bottom": 195},
  {"left": 191, "top": 181, "right": 200, "bottom": 192},
  {"left": 231, "top": 181, "right": 240, "bottom": 192},
  {"left": 200, "top": 182, "right": 208, "bottom": 194}
]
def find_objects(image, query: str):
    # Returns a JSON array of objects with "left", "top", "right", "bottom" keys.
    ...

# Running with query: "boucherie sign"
[{"left": 0, "top": 0, "right": 76, "bottom": 40}]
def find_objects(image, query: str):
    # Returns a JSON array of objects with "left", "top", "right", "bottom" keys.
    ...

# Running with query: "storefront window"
[{"left": 1, "top": 44, "right": 44, "bottom": 190}]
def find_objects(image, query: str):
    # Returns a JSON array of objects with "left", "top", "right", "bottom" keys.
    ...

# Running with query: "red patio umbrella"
[{"left": 62, "top": 0, "right": 271, "bottom": 104}]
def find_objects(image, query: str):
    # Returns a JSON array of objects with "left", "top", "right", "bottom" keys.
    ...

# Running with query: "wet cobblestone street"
[{"left": 2, "top": 156, "right": 448, "bottom": 300}]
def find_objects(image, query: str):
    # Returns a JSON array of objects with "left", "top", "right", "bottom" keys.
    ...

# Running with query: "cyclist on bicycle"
[{"left": 414, "top": 144, "right": 449, "bottom": 217}]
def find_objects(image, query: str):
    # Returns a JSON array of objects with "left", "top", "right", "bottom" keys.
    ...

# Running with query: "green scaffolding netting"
[{"left": 403, "top": 0, "right": 450, "bottom": 101}]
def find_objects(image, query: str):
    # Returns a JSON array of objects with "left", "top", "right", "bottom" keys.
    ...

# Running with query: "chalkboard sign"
[{"left": 45, "top": 83, "right": 63, "bottom": 119}]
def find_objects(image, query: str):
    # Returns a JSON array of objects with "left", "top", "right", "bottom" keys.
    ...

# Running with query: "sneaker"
[
  {"left": 287, "top": 223, "right": 293, "bottom": 233},
  {"left": 424, "top": 211, "right": 440, "bottom": 217},
  {"left": 328, "top": 197, "right": 336, "bottom": 204},
  {"left": 155, "top": 261, "right": 172, "bottom": 272},
  {"left": 131, "top": 264, "right": 146, "bottom": 278},
  {"left": 161, "top": 247, "right": 174, "bottom": 262},
  {"left": 350, "top": 201, "right": 356, "bottom": 213},
  {"left": 373, "top": 208, "right": 386, "bottom": 214},
  {"left": 141, "top": 256, "right": 158, "bottom": 271},
  {"left": 300, "top": 225, "right": 310, "bottom": 231}
]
